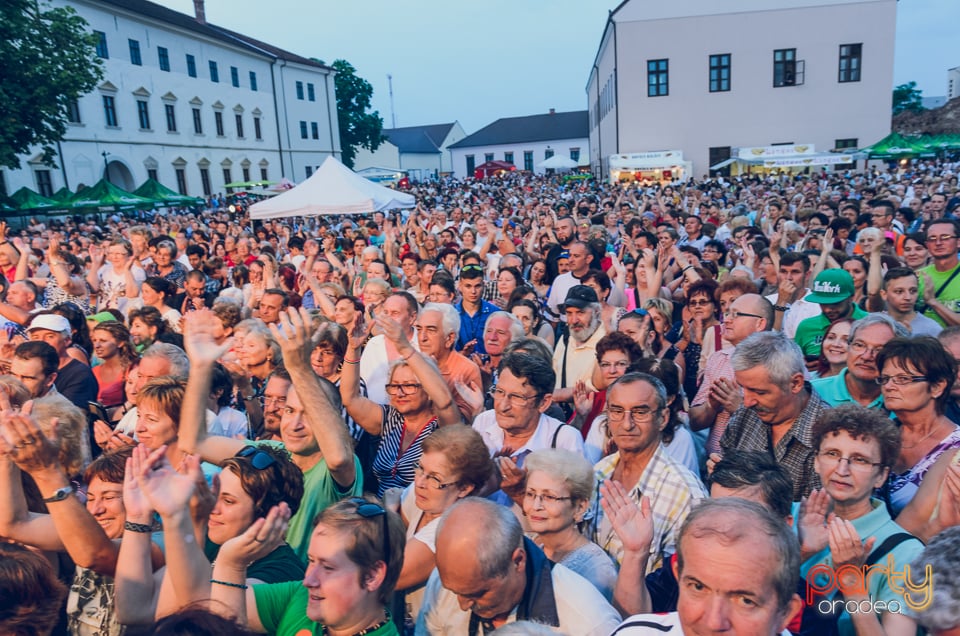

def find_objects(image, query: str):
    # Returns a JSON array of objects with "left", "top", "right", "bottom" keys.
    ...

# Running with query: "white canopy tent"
[
  {"left": 537, "top": 155, "right": 579, "bottom": 170},
  {"left": 249, "top": 156, "right": 416, "bottom": 219}
]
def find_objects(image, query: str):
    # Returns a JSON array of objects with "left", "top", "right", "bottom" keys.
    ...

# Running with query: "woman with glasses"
[
  {"left": 576, "top": 333, "right": 644, "bottom": 455},
  {"left": 388, "top": 425, "right": 493, "bottom": 629},
  {"left": 209, "top": 495, "right": 405, "bottom": 636},
  {"left": 876, "top": 337, "right": 960, "bottom": 515},
  {"left": 676, "top": 279, "right": 720, "bottom": 399},
  {"left": 797, "top": 405, "right": 923, "bottom": 635},
  {"left": 342, "top": 314, "right": 462, "bottom": 496},
  {"left": 521, "top": 449, "right": 617, "bottom": 602}
]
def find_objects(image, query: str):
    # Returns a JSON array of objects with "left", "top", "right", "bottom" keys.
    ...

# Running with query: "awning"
[{"left": 709, "top": 158, "right": 737, "bottom": 170}]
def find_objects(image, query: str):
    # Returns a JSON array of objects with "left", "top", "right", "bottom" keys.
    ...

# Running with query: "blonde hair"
[{"left": 32, "top": 395, "right": 91, "bottom": 477}]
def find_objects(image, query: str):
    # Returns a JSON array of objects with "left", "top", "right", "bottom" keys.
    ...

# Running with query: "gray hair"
[
  {"left": 731, "top": 332, "right": 804, "bottom": 389},
  {"left": 489, "top": 622, "right": 557, "bottom": 636},
  {"left": 244, "top": 326, "right": 282, "bottom": 366},
  {"left": 485, "top": 311, "right": 525, "bottom": 342},
  {"left": 523, "top": 449, "right": 595, "bottom": 503},
  {"left": 849, "top": 312, "right": 908, "bottom": 341},
  {"left": 679, "top": 498, "right": 800, "bottom": 614},
  {"left": 362, "top": 245, "right": 383, "bottom": 259},
  {"left": 438, "top": 499, "right": 523, "bottom": 579},
  {"left": 422, "top": 302, "right": 460, "bottom": 339},
  {"left": 608, "top": 372, "right": 668, "bottom": 411},
  {"left": 909, "top": 524, "right": 960, "bottom": 631},
  {"left": 142, "top": 343, "right": 190, "bottom": 380},
  {"left": 504, "top": 337, "right": 553, "bottom": 365}
]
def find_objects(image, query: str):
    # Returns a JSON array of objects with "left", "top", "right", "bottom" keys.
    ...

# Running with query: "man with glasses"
[
  {"left": 691, "top": 294, "right": 774, "bottom": 455},
  {"left": 870, "top": 199, "right": 906, "bottom": 254},
  {"left": 918, "top": 219, "right": 960, "bottom": 327},
  {"left": 586, "top": 372, "right": 705, "bottom": 574},
  {"left": 794, "top": 270, "right": 867, "bottom": 358},
  {"left": 812, "top": 314, "right": 905, "bottom": 410},
  {"left": 259, "top": 367, "right": 292, "bottom": 441}
]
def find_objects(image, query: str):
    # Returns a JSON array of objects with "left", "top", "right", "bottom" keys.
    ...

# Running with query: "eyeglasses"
[
  {"left": 817, "top": 449, "right": 883, "bottom": 472},
  {"left": 688, "top": 299, "right": 714, "bottom": 307},
  {"left": 875, "top": 374, "right": 929, "bottom": 386},
  {"left": 235, "top": 445, "right": 277, "bottom": 470},
  {"left": 523, "top": 490, "right": 573, "bottom": 506},
  {"left": 723, "top": 310, "right": 763, "bottom": 320},
  {"left": 849, "top": 341, "right": 884, "bottom": 357},
  {"left": 599, "top": 361, "right": 631, "bottom": 371},
  {"left": 413, "top": 463, "right": 459, "bottom": 490},
  {"left": 385, "top": 383, "right": 422, "bottom": 396},
  {"left": 926, "top": 235, "right": 958, "bottom": 244},
  {"left": 489, "top": 386, "right": 540, "bottom": 408},
  {"left": 348, "top": 497, "right": 390, "bottom": 566},
  {"left": 263, "top": 395, "right": 287, "bottom": 407},
  {"left": 607, "top": 405, "right": 661, "bottom": 424}
]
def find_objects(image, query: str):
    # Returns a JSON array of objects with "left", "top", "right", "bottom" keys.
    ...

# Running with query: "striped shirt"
[
  {"left": 371, "top": 404, "right": 438, "bottom": 497},
  {"left": 690, "top": 347, "right": 735, "bottom": 455}
]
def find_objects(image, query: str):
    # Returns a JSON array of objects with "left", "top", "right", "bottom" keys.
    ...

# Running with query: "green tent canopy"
[
  {"left": 51, "top": 187, "right": 75, "bottom": 203},
  {"left": 223, "top": 180, "right": 275, "bottom": 188},
  {"left": 133, "top": 178, "right": 203, "bottom": 207},
  {"left": 68, "top": 179, "right": 157, "bottom": 210},
  {"left": 861, "top": 133, "right": 934, "bottom": 159},
  {"left": 10, "top": 187, "right": 60, "bottom": 211}
]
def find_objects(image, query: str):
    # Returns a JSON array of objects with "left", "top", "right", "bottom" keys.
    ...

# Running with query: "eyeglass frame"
[
  {"left": 849, "top": 341, "right": 884, "bottom": 357},
  {"left": 489, "top": 385, "right": 541, "bottom": 407},
  {"left": 925, "top": 235, "right": 958, "bottom": 244},
  {"left": 385, "top": 382, "right": 423, "bottom": 396},
  {"left": 817, "top": 449, "right": 883, "bottom": 471},
  {"left": 606, "top": 404, "right": 662, "bottom": 424},
  {"left": 523, "top": 489, "right": 573, "bottom": 506},
  {"left": 723, "top": 309, "right": 763, "bottom": 320},
  {"left": 875, "top": 374, "right": 929, "bottom": 386},
  {"left": 413, "top": 463, "right": 459, "bottom": 490},
  {"left": 347, "top": 497, "right": 390, "bottom": 567}
]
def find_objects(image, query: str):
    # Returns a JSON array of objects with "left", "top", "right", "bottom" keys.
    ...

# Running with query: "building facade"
[
  {"left": 448, "top": 110, "right": 588, "bottom": 178},
  {"left": 2, "top": 0, "right": 340, "bottom": 199},
  {"left": 353, "top": 122, "right": 467, "bottom": 181},
  {"left": 587, "top": 0, "right": 897, "bottom": 179}
]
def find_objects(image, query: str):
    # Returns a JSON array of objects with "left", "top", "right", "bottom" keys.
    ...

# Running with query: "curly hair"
[
  {"left": 595, "top": 331, "right": 645, "bottom": 363},
  {"left": 812, "top": 404, "right": 901, "bottom": 469}
]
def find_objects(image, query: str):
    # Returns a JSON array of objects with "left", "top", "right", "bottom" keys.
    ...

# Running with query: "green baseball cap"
[{"left": 806, "top": 270, "right": 854, "bottom": 304}]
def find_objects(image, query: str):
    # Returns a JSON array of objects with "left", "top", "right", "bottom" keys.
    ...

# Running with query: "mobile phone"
[{"left": 87, "top": 401, "right": 111, "bottom": 425}]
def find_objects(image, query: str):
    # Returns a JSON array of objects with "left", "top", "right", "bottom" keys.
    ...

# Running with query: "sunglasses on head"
[
  {"left": 461, "top": 264, "right": 484, "bottom": 272},
  {"left": 235, "top": 445, "right": 277, "bottom": 471},
  {"left": 348, "top": 498, "right": 390, "bottom": 567}
]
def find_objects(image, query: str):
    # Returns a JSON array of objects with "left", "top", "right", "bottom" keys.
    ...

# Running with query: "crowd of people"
[{"left": 2, "top": 161, "right": 960, "bottom": 636}]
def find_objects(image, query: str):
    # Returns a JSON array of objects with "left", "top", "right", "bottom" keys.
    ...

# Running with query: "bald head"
[{"left": 724, "top": 293, "right": 774, "bottom": 345}]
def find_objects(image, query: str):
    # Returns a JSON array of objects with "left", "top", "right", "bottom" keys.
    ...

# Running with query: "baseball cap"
[
  {"left": 27, "top": 314, "right": 71, "bottom": 333},
  {"left": 805, "top": 270, "right": 854, "bottom": 304},
  {"left": 561, "top": 285, "right": 599, "bottom": 310}
]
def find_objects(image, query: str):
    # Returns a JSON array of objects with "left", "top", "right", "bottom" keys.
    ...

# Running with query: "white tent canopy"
[
  {"left": 537, "top": 155, "right": 578, "bottom": 170},
  {"left": 249, "top": 156, "right": 415, "bottom": 219}
]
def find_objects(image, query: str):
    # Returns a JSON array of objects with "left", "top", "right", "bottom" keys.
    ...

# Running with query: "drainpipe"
[{"left": 269, "top": 58, "right": 287, "bottom": 178}]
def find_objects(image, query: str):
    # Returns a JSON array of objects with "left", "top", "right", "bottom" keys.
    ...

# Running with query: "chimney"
[
  {"left": 193, "top": 0, "right": 206, "bottom": 24},
  {"left": 549, "top": 108, "right": 555, "bottom": 115}
]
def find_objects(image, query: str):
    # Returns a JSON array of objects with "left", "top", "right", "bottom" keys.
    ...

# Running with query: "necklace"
[
  {"left": 323, "top": 609, "right": 391, "bottom": 636},
  {"left": 901, "top": 421, "right": 945, "bottom": 450}
]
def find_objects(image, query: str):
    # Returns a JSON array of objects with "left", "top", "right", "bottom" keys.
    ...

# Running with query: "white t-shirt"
[
  {"left": 400, "top": 484, "right": 440, "bottom": 623},
  {"left": 472, "top": 410, "right": 585, "bottom": 458},
  {"left": 96, "top": 263, "right": 146, "bottom": 315}
]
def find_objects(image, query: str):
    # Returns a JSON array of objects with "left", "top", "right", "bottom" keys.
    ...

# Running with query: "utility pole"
[{"left": 387, "top": 74, "right": 396, "bottom": 129}]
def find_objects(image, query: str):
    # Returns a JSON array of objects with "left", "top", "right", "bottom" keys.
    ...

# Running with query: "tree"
[
  {"left": 313, "top": 58, "right": 384, "bottom": 168},
  {"left": 0, "top": 0, "right": 104, "bottom": 170},
  {"left": 892, "top": 81, "right": 925, "bottom": 116}
]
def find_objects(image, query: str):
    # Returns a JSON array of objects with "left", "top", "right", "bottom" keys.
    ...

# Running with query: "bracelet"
[
  {"left": 681, "top": 266, "right": 693, "bottom": 273},
  {"left": 773, "top": 305, "right": 789, "bottom": 312},
  {"left": 210, "top": 579, "right": 248, "bottom": 590},
  {"left": 124, "top": 521, "right": 154, "bottom": 533},
  {"left": 400, "top": 350, "right": 416, "bottom": 361},
  {"left": 343, "top": 357, "right": 360, "bottom": 364}
]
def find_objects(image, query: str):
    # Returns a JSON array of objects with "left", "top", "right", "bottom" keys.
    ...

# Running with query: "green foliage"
[
  {"left": 312, "top": 58, "right": 384, "bottom": 168},
  {"left": 0, "top": 0, "right": 104, "bottom": 170},
  {"left": 892, "top": 81, "right": 925, "bottom": 116}
]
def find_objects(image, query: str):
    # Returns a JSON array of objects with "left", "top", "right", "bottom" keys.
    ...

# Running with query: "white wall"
[
  {"left": 449, "top": 138, "right": 588, "bottom": 178},
  {"left": 948, "top": 67, "right": 960, "bottom": 101},
  {"left": 353, "top": 140, "right": 401, "bottom": 172}
]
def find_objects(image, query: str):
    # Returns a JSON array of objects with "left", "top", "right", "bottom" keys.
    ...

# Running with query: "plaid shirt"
[
  {"left": 720, "top": 383, "right": 826, "bottom": 501},
  {"left": 586, "top": 444, "right": 707, "bottom": 574}
]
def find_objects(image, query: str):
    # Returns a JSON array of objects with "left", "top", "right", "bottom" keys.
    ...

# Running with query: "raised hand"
[
  {"left": 573, "top": 380, "right": 594, "bottom": 417},
  {"left": 217, "top": 503, "right": 291, "bottom": 569},
  {"left": 135, "top": 444, "right": 197, "bottom": 519},
  {"left": 453, "top": 379, "right": 485, "bottom": 420},
  {"left": 374, "top": 314, "right": 412, "bottom": 351},
  {"left": 268, "top": 307, "right": 315, "bottom": 370},
  {"left": 798, "top": 488, "right": 834, "bottom": 557},
  {"left": 600, "top": 480, "right": 654, "bottom": 555},
  {"left": 182, "top": 309, "right": 232, "bottom": 366},
  {"left": 709, "top": 377, "right": 742, "bottom": 414},
  {"left": 89, "top": 245, "right": 105, "bottom": 266},
  {"left": 935, "top": 464, "right": 960, "bottom": 531},
  {"left": 123, "top": 445, "right": 155, "bottom": 524},
  {"left": 0, "top": 402, "right": 64, "bottom": 476}
]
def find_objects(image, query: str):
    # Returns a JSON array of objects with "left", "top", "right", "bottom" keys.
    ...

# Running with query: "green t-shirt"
[
  {"left": 254, "top": 581, "right": 399, "bottom": 636},
  {"left": 794, "top": 304, "right": 868, "bottom": 356},
  {"left": 205, "top": 540, "right": 305, "bottom": 583},
  {"left": 917, "top": 262, "right": 960, "bottom": 326}
]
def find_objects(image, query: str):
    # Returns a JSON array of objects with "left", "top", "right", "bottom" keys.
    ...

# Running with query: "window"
[
  {"left": 485, "top": 153, "right": 494, "bottom": 163},
  {"left": 545, "top": 149, "right": 554, "bottom": 160},
  {"left": 186, "top": 54, "right": 197, "bottom": 78},
  {"left": 249, "top": 71, "right": 258, "bottom": 91},
  {"left": 311, "top": 122, "right": 319, "bottom": 139},
  {"left": 242, "top": 167, "right": 250, "bottom": 182},
  {"left": 305, "top": 166, "right": 313, "bottom": 178},
  {"left": 147, "top": 168, "right": 158, "bottom": 181},
  {"left": 137, "top": 100, "right": 150, "bottom": 129},
  {"left": 214, "top": 111, "right": 224, "bottom": 136},
  {"left": 175, "top": 168, "right": 187, "bottom": 195},
  {"left": 129, "top": 39, "right": 141, "bottom": 65},
  {"left": 647, "top": 59, "right": 669, "bottom": 97},
  {"left": 773, "top": 48, "right": 797, "bottom": 87},
  {"left": 260, "top": 167, "right": 268, "bottom": 180},
  {"left": 307, "top": 83, "right": 315, "bottom": 101},
  {"left": 709, "top": 54, "right": 731, "bottom": 92},
  {"left": 839, "top": 44, "right": 862, "bottom": 83},
  {"left": 570, "top": 148, "right": 580, "bottom": 162},
  {"left": 35, "top": 170, "right": 53, "bottom": 197},
  {"left": 466, "top": 155, "right": 475, "bottom": 175},
  {"left": 504, "top": 152, "right": 514, "bottom": 164},
  {"left": 209, "top": 61, "right": 219, "bottom": 83},
  {"left": 253, "top": 116, "right": 262, "bottom": 140},
  {"left": 192, "top": 107, "right": 202, "bottom": 134},
  {"left": 709, "top": 146, "right": 732, "bottom": 177},
  {"left": 66, "top": 99, "right": 81, "bottom": 124},
  {"left": 103, "top": 95, "right": 117, "bottom": 126},
  {"left": 834, "top": 138, "right": 858, "bottom": 169},
  {"left": 523, "top": 151, "right": 533, "bottom": 171},
  {"left": 300, "top": 121, "right": 308, "bottom": 139},
  {"left": 94, "top": 31, "right": 108, "bottom": 58},
  {"left": 296, "top": 81, "right": 304, "bottom": 100},
  {"left": 165, "top": 104, "right": 176, "bottom": 132},
  {"left": 223, "top": 168, "right": 232, "bottom": 187},
  {"left": 235, "top": 113, "right": 244, "bottom": 138},
  {"left": 158, "top": 46, "right": 170, "bottom": 71},
  {"left": 230, "top": 66, "right": 239, "bottom": 88},
  {"left": 199, "top": 168, "right": 211, "bottom": 196}
]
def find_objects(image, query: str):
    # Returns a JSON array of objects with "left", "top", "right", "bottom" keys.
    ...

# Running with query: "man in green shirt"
[
  {"left": 794, "top": 270, "right": 867, "bottom": 357},
  {"left": 917, "top": 218, "right": 960, "bottom": 327}
]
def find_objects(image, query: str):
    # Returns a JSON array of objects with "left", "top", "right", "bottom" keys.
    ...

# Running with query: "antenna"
[{"left": 387, "top": 73, "right": 396, "bottom": 129}]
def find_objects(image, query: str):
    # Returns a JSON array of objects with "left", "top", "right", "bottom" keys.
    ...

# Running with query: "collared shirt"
[
  {"left": 455, "top": 299, "right": 499, "bottom": 354},
  {"left": 794, "top": 304, "right": 868, "bottom": 356},
  {"left": 720, "top": 385, "right": 826, "bottom": 500},
  {"left": 810, "top": 368, "right": 885, "bottom": 410},
  {"left": 552, "top": 324, "right": 607, "bottom": 391},
  {"left": 690, "top": 347, "right": 735, "bottom": 455},
  {"left": 586, "top": 445, "right": 707, "bottom": 573},
  {"left": 765, "top": 289, "right": 822, "bottom": 339}
]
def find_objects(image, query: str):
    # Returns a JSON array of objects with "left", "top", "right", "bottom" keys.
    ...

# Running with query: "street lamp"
[{"left": 102, "top": 151, "right": 111, "bottom": 184}]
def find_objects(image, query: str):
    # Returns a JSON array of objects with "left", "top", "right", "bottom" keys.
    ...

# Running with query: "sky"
[{"left": 153, "top": 0, "right": 960, "bottom": 134}]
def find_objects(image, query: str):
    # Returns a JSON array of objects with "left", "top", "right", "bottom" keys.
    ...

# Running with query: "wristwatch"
[{"left": 42, "top": 485, "right": 74, "bottom": 503}]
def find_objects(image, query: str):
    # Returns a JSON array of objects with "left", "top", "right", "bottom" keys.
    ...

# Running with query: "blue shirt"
[
  {"left": 455, "top": 299, "right": 498, "bottom": 354},
  {"left": 810, "top": 368, "right": 886, "bottom": 411}
]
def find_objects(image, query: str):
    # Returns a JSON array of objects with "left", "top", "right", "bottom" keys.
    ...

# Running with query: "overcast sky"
[{"left": 153, "top": 0, "right": 959, "bottom": 133}]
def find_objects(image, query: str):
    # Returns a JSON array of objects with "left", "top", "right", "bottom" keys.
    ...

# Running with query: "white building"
[
  {"left": 587, "top": 0, "right": 897, "bottom": 179},
  {"left": 948, "top": 66, "right": 960, "bottom": 101},
  {"left": 2, "top": 0, "right": 340, "bottom": 199},
  {"left": 448, "top": 110, "right": 588, "bottom": 178},
  {"left": 353, "top": 122, "right": 467, "bottom": 182}
]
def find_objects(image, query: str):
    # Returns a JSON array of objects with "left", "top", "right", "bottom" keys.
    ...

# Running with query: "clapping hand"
[
  {"left": 0, "top": 401, "right": 63, "bottom": 476},
  {"left": 600, "top": 480, "right": 654, "bottom": 556},
  {"left": 217, "top": 503, "right": 291, "bottom": 569},
  {"left": 798, "top": 488, "right": 835, "bottom": 558}
]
